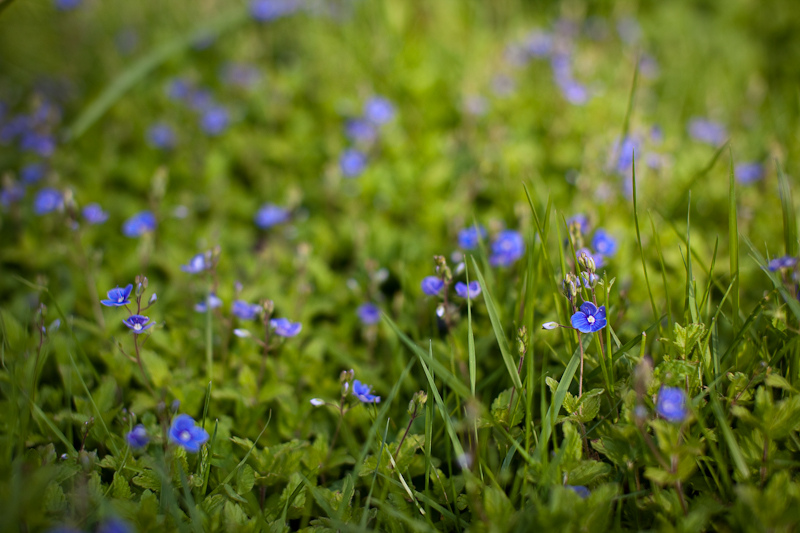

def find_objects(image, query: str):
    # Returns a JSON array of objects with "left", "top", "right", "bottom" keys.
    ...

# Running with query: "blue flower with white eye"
[
  {"left": 126, "top": 425, "right": 149, "bottom": 450},
  {"left": 357, "top": 303, "right": 381, "bottom": 325},
  {"left": 345, "top": 119, "right": 377, "bottom": 144},
  {"left": 200, "top": 106, "right": 229, "bottom": 136},
  {"left": 33, "top": 188, "right": 63, "bottom": 215},
  {"left": 20, "top": 162, "right": 46, "bottom": 184},
  {"left": 122, "top": 315, "right": 154, "bottom": 333},
  {"left": 122, "top": 211, "right": 156, "bottom": 237},
  {"left": 181, "top": 253, "right": 208, "bottom": 274},
  {"left": 768, "top": 256, "right": 798, "bottom": 272},
  {"left": 232, "top": 300, "right": 260, "bottom": 320},
  {"left": 656, "top": 386, "right": 688, "bottom": 423},
  {"left": 364, "top": 97, "right": 395, "bottom": 125},
  {"left": 340, "top": 149, "right": 367, "bottom": 178},
  {"left": 82, "top": 203, "right": 109, "bottom": 225},
  {"left": 687, "top": 117, "right": 726, "bottom": 146},
  {"left": 101, "top": 285, "right": 133, "bottom": 307},
  {"left": 352, "top": 380, "right": 381, "bottom": 403},
  {"left": 250, "top": 0, "right": 300, "bottom": 22},
  {"left": 168, "top": 414, "right": 209, "bottom": 453},
  {"left": 421, "top": 276, "right": 444, "bottom": 296},
  {"left": 591, "top": 229, "right": 618, "bottom": 257},
  {"left": 735, "top": 162, "right": 763, "bottom": 184},
  {"left": 195, "top": 294, "right": 223, "bottom": 313},
  {"left": 254, "top": 203, "right": 290, "bottom": 229},
  {"left": 570, "top": 302, "right": 607, "bottom": 333},
  {"left": 567, "top": 485, "right": 590, "bottom": 499},
  {"left": 270, "top": 317, "right": 302, "bottom": 337},
  {"left": 147, "top": 122, "right": 176, "bottom": 150},
  {"left": 458, "top": 225, "right": 486, "bottom": 250},
  {"left": 489, "top": 230, "right": 525, "bottom": 267},
  {"left": 455, "top": 281, "right": 481, "bottom": 299}
]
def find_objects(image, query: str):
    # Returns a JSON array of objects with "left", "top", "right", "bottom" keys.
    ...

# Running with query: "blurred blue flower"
[
  {"left": 656, "top": 386, "right": 688, "bottom": 423},
  {"left": 567, "top": 214, "right": 590, "bottom": 234},
  {"left": 147, "top": 122, "right": 176, "bottom": 150},
  {"left": 122, "top": 211, "right": 156, "bottom": 237},
  {"left": 639, "top": 54, "right": 660, "bottom": 79},
  {"left": 97, "top": 517, "right": 133, "bottom": 533},
  {"left": 126, "top": 425, "right": 149, "bottom": 450},
  {"left": 166, "top": 78, "right": 192, "bottom": 101},
  {"left": 232, "top": 300, "right": 260, "bottom": 320},
  {"left": 168, "top": 414, "right": 209, "bottom": 453},
  {"left": 33, "top": 188, "right": 63, "bottom": 215},
  {"left": 54, "top": 0, "right": 81, "bottom": 11},
  {"left": 570, "top": 302, "right": 607, "bottom": 333},
  {"left": 340, "top": 148, "right": 367, "bottom": 178},
  {"left": 687, "top": 117, "right": 726, "bottom": 146},
  {"left": 614, "top": 136, "right": 641, "bottom": 174},
  {"left": 364, "top": 96, "right": 395, "bottom": 125},
  {"left": 20, "top": 132, "right": 56, "bottom": 157},
  {"left": 220, "top": 62, "right": 261, "bottom": 88},
  {"left": 768, "top": 256, "right": 798, "bottom": 271},
  {"left": 558, "top": 79, "right": 589, "bottom": 105},
  {"left": 195, "top": 294, "right": 223, "bottom": 313},
  {"left": 115, "top": 28, "right": 139, "bottom": 55},
  {"left": 591, "top": 229, "right": 618, "bottom": 257},
  {"left": 271, "top": 317, "right": 302, "bottom": 337},
  {"left": 567, "top": 485, "right": 590, "bottom": 498},
  {"left": 735, "top": 162, "right": 763, "bottom": 184},
  {"left": 192, "top": 33, "right": 216, "bottom": 50},
  {"left": 20, "top": 162, "right": 46, "bottom": 184},
  {"left": 463, "top": 95, "right": 489, "bottom": 116},
  {"left": 458, "top": 225, "right": 486, "bottom": 250},
  {"left": 345, "top": 119, "right": 377, "bottom": 144},
  {"left": 82, "top": 203, "right": 109, "bottom": 225},
  {"left": 352, "top": 380, "right": 380, "bottom": 403},
  {"left": 254, "top": 203, "right": 290, "bottom": 229},
  {"left": 616, "top": 17, "right": 641, "bottom": 45},
  {"left": 455, "top": 281, "right": 481, "bottom": 299},
  {"left": 200, "top": 106, "right": 229, "bottom": 136},
  {"left": 489, "top": 230, "right": 525, "bottom": 267},
  {"left": 357, "top": 302, "right": 381, "bottom": 325},
  {"left": 250, "top": 0, "right": 300, "bottom": 22},
  {"left": 181, "top": 253, "right": 208, "bottom": 274},
  {"left": 101, "top": 285, "right": 133, "bottom": 307},
  {"left": 0, "top": 115, "right": 31, "bottom": 143},
  {"left": 650, "top": 125, "right": 664, "bottom": 144},
  {"left": 421, "top": 276, "right": 444, "bottom": 296},
  {"left": 490, "top": 74, "right": 516, "bottom": 97},
  {"left": 187, "top": 88, "right": 214, "bottom": 112},
  {"left": 523, "top": 30, "right": 552, "bottom": 57},
  {"left": 1, "top": 183, "right": 25, "bottom": 208},
  {"left": 122, "top": 315, "right": 153, "bottom": 333}
]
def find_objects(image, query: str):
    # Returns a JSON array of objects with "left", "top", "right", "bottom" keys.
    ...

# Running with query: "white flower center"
[
  {"left": 587, "top": 316, "right": 595, "bottom": 324},
  {"left": 117, "top": 296, "right": 123, "bottom": 302},
  {"left": 179, "top": 430, "right": 191, "bottom": 442},
  {"left": 134, "top": 323, "right": 142, "bottom": 331}
]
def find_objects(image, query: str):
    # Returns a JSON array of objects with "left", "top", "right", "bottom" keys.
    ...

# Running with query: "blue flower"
[
  {"left": 352, "top": 380, "right": 380, "bottom": 403},
  {"left": 33, "top": 188, "right": 63, "bottom": 215},
  {"left": 458, "top": 225, "right": 487, "bottom": 250},
  {"left": 523, "top": 30, "right": 552, "bottom": 57},
  {"left": 232, "top": 300, "right": 260, "bottom": 320},
  {"left": 567, "top": 214, "right": 590, "bottom": 234},
  {"left": 187, "top": 88, "right": 214, "bottom": 112},
  {"left": 656, "top": 386, "right": 688, "bottom": 423},
  {"left": 591, "top": 229, "right": 618, "bottom": 257},
  {"left": 122, "top": 211, "right": 156, "bottom": 237},
  {"left": 54, "top": 0, "right": 81, "bottom": 10},
  {"left": 768, "top": 256, "right": 798, "bottom": 271},
  {"left": 166, "top": 78, "right": 192, "bottom": 101},
  {"left": 20, "top": 162, "right": 46, "bottom": 184},
  {"left": 126, "top": 424, "right": 149, "bottom": 450},
  {"left": 147, "top": 122, "right": 176, "bottom": 150},
  {"left": 195, "top": 294, "right": 223, "bottom": 313},
  {"left": 200, "top": 107, "right": 229, "bottom": 136},
  {"left": 567, "top": 485, "right": 590, "bottom": 499},
  {"left": 491, "top": 74, "right": 516, "bottom": 97},
  {"left": 101, "top": 285, "right": 133, "bottom": 307},
  {"left": 345, "top": 119, "right": 378, "bottom": 144},
  {"left": 614, "top": 136, "right": 642, "bottom": 174},
  {"left": 82, "top": 203, "right": 109, "bottom": 225},
  {"left": 168, "top": 414, "right": 209, "bottom": 453},
  {"left": 570, "top": 302, "right": 607, "bottom": 333},
  {"left": 20, "top": 132, "right": 56, "bottom": 157},
  {"left": 270, "top": 317, "right": 302, "bottom": 337},
  {"left": 254, "top": 203, "right": 290, "bottom": 229},
  {"left": 421, "top": 276, "right": 444, "bottom": 296},
  {"left": 220, "top": 63, "right": 261, "bottom": 88},
  {"left": 557, "top": 79, "right": 589, "bottom": 105},
  {"left": 97, "top": 517, "right": 133, "bottom": 533},
  {"left": 340, "top": 149, "right": 367, "bottom": 178},
  {"left": 687, "top": 117, "right": 726, "bottom": 146},
  {"left": 489, "top": 230, "right": 525, "bottom": 267},
  {"left": 357, "top": 303, "right": 381, "bottom": 325},
  {"left": 250, "top": 0, "right": 300, "bottom": 22},
  {"left": 455, "top": 281, "right": 481, "bottom": 299},
  {"left": 181, "top": 253, "right": 209, "bottom": 274},
  {"left": 735, "top": 162, "right": 763, "bottom": 184},
  {"left": 364, "top": 97, "right": 395, "bottom": 125},
  {"left": 1, "top": 183, "right": 25, "bottom": 208},
  {"left": 122, "top": 315, "right": 153, "bottom": 333}
]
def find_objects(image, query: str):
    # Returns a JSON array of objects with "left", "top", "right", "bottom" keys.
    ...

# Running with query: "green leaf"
[
  {"left": 224, "top": 483, "right": 248, "bottom": 504},
  {"left": 112, "top": 472, "right": 133, "bottom": 500},
  {"left": 44, "top": 483, "right": 66, "bottom": 513},
  {"left": 132, "top": 469, "right": 161, "bottom": 493},
  {"left": 236, "top": 464, "right": 256, "bottom": 495}
]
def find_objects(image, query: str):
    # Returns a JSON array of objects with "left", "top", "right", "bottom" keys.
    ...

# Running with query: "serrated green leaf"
[
  {"left": 236, "top": 464, "right": 256, "bottom": 495},
  {"left": 112, "top": 471, "right": 133, "bottom": 500},
  {"left": 133, "top": 469, "right": 161, "bottom": 493}
]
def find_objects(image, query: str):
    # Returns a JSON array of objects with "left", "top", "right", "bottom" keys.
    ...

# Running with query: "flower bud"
[
  {"left": 542, "top": 322, "right": 559, "bottom": 330},
  {"left": 310, "top": 398, "right": 325, "bottom": 407},
  {"left": 149, "top": 293, "right": 158, "bottom": 305}
]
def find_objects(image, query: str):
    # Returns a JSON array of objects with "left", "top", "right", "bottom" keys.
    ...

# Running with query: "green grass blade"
[
  {"left": 710, "top": 398, "right": 749, "bottom": 479},
  {"left": 466, "top": 262, "right": 476, "bottom": 397},
  {"left": 632, "top": 155, "right": 659, "bottom": 324},
  {"left": 361, "top": 418, "right": 391, "bottom": 529},
  {"left": 67, "top": 349, "right": 120, "bottom": 457},
  {"left": 419, "top": 341, "right": 465, "bottom": 459},
  {"left": 205, "top": 412, "right": 271, "bottom": 499},
  {"left": 777, "top": 159, "right": 798, "bottom": 256},
  {"left": 741, "top": 234, "right": 800, "bottom": 322},
  {"left": 729, "top": 148, "right": 740, "bottom": 333},
  {"left": 470, "top": 257, "right": 523, "bottom": 391}
]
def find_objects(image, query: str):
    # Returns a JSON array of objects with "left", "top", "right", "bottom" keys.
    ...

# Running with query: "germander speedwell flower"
[
  {"left": 122, "top": 315, "right": 153, "bottom": 333},
  {"left": 570, "top": 302, "right": 607, "bottom": 333},
  {"left": 101, "top": 285, "right": 133, "bottom": 307}
]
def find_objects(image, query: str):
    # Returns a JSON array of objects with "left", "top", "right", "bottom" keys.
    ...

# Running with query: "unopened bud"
[{"left": 149, "top": 293, "right": 158, "bottom": 304}]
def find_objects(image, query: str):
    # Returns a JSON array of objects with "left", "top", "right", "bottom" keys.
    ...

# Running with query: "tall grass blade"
[
  {"left": 729, "top": 148, "right": 740, "bottom": 332},
  {"left": 777, "top": 160, "right": 798, "bottom": 257}
]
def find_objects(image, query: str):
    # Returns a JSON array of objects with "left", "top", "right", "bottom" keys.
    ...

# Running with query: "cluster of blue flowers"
[
  {"left": 339, "top": 96, "right": 395, "bottom": 178},
  {"left": 163, "top": 78, "right": 230, "bottom": 141},
  {"left": 310, "top": 369, "right": 380, "bottom": 407},
  {"left": 0, "top": 98, "right": 59, "bottom": 158},
  {"left": 457, "top": 224, "right": 525, "bottom": 267},
  {"left": 250, "top": 0, "right": 301, "bottom": 22}
]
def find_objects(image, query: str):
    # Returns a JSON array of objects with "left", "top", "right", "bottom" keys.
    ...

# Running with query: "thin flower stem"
[
  {"left": 205, "top": 282, "right": 213, "bottom": 383},
  {"left": 256, "top": 313, "right": 272, "bottom": 397},
  {"left": 506, "top": 354, "right": 525, "bottom": 429},
  {"left": 393, "top": 406, "right": 418, "bottom": 465},
  {"left": 133, "top": 334, "right": 155, "bottom": 396}
]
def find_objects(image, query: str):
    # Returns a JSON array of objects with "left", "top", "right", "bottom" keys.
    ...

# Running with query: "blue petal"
[
  {"left": 579, "top": 301, "right": 597, "bottom": 316},
  {"left": 172, "top": 414, "right": 195, "bottom": 431},
  {"left": 590, "top": 315, "right": 607, "bottom": 332},
  {"left": 182, "top": 439, "right": 200, "bottom": 453},
  {"left": 189, "top": 426, "right": 209, "bottom": 445},
  {"left": 570, "top": 311, "right": 591, "bottom": 333}
]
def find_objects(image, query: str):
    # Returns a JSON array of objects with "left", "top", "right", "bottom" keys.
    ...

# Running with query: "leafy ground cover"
[{"left": 2, "top": 0, "right": 800, "bottom": 531}]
